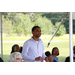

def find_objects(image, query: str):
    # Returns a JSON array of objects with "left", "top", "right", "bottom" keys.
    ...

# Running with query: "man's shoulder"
[
  {"left": 25, "top": 38, "right": 32, "bottom": 43},
  {"left": 24, "top": 38, "right": 43, "bottom": 44},
  {"left": 23, "top": 39, "right": 32, "bottom": 46}
]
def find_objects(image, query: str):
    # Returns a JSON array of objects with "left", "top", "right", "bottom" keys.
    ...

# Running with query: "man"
[
  {"left": 65, "top": 45, "right": 75, "bottom": 62},
  {"left": 22, "top": 26, "right": 47, "bottom": 62}
]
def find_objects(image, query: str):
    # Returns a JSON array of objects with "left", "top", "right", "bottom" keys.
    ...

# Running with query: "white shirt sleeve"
[
  {"left": 42, "top": 53, "right": 46, "bottom": 60},
  {"left": 40, "top": 41, "right": 46, "bottom": 60},
  {"left": 22, "top": 41, "right": 35, "bottom": 61}
]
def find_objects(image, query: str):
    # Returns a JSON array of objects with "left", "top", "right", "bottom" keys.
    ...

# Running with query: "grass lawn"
[{"left": 0, "top": 34, "right": 75, "bottom": 62}]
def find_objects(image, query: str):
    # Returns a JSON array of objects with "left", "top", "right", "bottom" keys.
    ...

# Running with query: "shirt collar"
[{"left": 31, "top": 37, "right": 41, "bottom": 42}]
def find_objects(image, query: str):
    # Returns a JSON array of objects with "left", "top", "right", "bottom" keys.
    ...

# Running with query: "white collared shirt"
[{"left": 22, "top": 37, "right": 46, "bottom": 62}]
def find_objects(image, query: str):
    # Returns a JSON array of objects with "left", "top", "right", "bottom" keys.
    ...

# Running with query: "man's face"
[{"left": 32, "top": 27, "right": 41, "bottom": 38}]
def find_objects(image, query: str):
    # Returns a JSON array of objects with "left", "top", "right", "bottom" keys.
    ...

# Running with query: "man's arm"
[
  {"left": 22, "top": 42, "right": 35, "bottom": 61},
  {"left": 35, "top": 56, "right": 44, "bottom": 62},
  {"left": 42, "top": 53, "right": 47, "bottom": 59}
]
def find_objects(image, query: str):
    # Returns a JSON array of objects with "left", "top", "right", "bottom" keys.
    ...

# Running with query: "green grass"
[{"left": 0, "top": 34, "right": 75, "bottom": 62}]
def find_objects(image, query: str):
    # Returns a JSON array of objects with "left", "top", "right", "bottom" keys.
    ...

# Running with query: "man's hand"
[{"left": 35, "top": 56, "right": 44, "bottom": 62}]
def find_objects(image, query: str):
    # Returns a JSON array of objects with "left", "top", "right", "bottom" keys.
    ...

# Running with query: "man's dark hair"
[{"left": 32, "top": 26, "right": 40, "bottom": 32}]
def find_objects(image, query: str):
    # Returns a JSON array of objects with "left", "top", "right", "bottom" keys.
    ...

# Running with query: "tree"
[
  {"left": 2, "top": 12, "right": 69, "bottom": 36},
  {"left": 34, "top": 16, "right": 54, "bottom": 34},
  {"left": 42, "top": 12, "right": 69, "bottom": 34},
  {"left": 13, "top": 13, "right": 34, "bottom": 35},
  {"left": 54, "top": 22, "right": 66, "bottom": 36},
  {"left": 2, "top": 16, "right": 13, "bottom": 35}
]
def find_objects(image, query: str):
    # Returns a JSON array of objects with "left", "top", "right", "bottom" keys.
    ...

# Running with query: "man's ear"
[{"left": 32, "top": 31, "right": 34, "bottom": 34}]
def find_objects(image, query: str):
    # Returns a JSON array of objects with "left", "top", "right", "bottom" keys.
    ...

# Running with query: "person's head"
[
  {"left": 48, "top": 55, "right": 54, "bottom": 62},
  {"left": 19, "top": 47, "right": 23, "bottom": 53},
  {"left": 8, "top": 52, "right": 23, "bottom": 62},
  {"left": 45, "top": 51, "right": 51, "bottom": 57},
  {"left": 52, "top": 47, "right": 59, "bottom": 56},
  {"left": 45, "top": 51, "right": 53, "bottom": 62},
  {"left": 32, "top": 26, "right": 41, "bottom": 38},
  {"left": 73, "top": 57, "right": 75, "bottom": 62},
  {"left": 73, "top": 46, "right": 75, "bottom": 54},
  {"left": 11, "top": 44, "right": 20, "bottom": 54}
]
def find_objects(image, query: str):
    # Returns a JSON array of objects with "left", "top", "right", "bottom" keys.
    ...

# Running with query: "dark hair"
[
  {"left": 19, "top": 47, "right": 23, "bottom": 53},
  {"left": 73, "top": 57, "right": 75, "bottom": 59},
  {"left": 45, "top": 51, "right": 51, "bottom": 57},
  {"left": 32, "top": 26, "right": 40, "bottom": 32},
  {"left": 52, "top": 47, "right": 59, "bottom": 56},
  {"left": 11, "top": 44, "right": 19, "bottom": 54}
]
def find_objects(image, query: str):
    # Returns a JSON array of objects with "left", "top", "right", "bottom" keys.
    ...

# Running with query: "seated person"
[
  {"left": 8, "top": 52, "right": 23, "bottom": 62},
  {"left": 11, "top": 44, "right": 20, "bottom": 54},
  {"left": 65, "top": 45, "right": 75, "bottom": 62},
  {"left": 45, "top": 51, "right": 56, "bottom": 62},
  {"left": 73, "top": 57, "right": 75, "bottom": 62},
  {"left": 65, "top": 56, "right": 75, "bottom": 62},
  {"left": 0, "top": 57, "right": 4, "bottom": 62},
  {"left": 19, "top": 46, "right": 23, "bottom": 53},
  {"left": 52, "top": 47, "right": 59, "bottom": 62}
]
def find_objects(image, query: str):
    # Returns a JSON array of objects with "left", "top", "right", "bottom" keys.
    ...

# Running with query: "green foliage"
[
  {"left": 2, "top": 12, "right": 68, "bottom": 36},
  {"left": 42, "top": 13, "right": 69, "bottom": 33},
  {"left": 13, "top": 13, "right": 34, "bottom": 35},
  {"left": 55, "top": 22, "right": 66, "bottom": 36},
  {"left": 34, "top": 16, "right": 54, "bottom": 34},
  {"left": 2, "top": 16, "right": 13, "bottom": 35}
]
